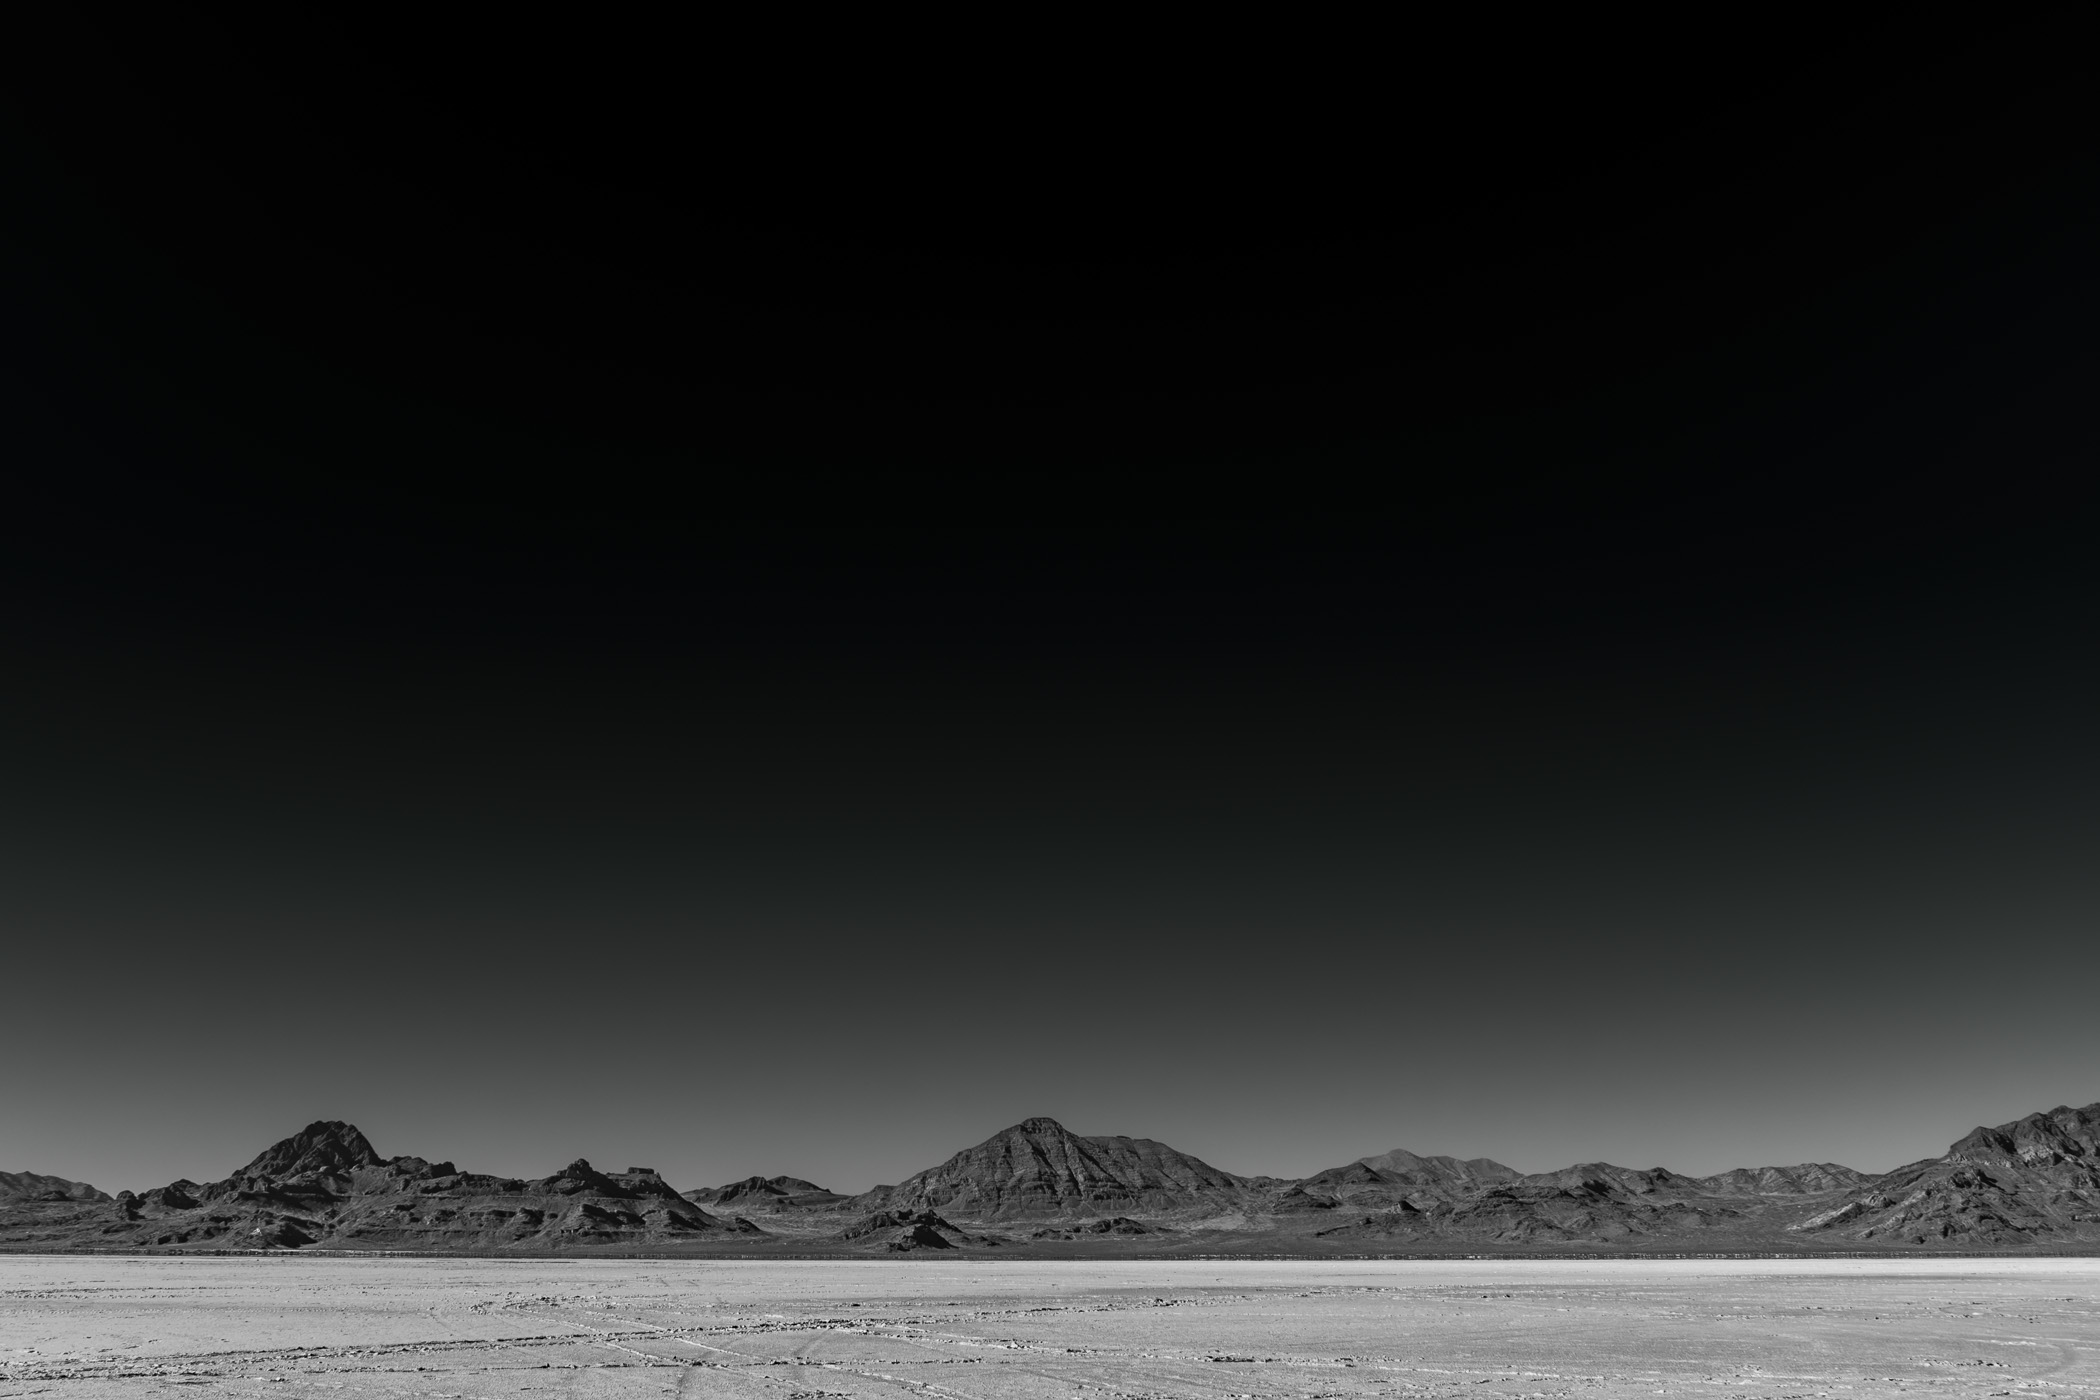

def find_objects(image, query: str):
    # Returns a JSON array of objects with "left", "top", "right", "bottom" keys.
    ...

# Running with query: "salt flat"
[{"left": 2, "top": 1256, "right": 2095, "bottom": 1399}]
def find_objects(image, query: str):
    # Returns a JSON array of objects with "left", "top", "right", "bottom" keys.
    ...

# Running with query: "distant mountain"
[
  {"left": 1317, "top": 1170, "right": 1735, "bottom": 1245},
  {"left": 1307, "top": 1159, "right": 1869, "bottom": 1247},
  {"left": 685, "top": 1175, "right": 846, "bottom": 1210},
  {"left": 4, "top": 1101, "right": 2097, "bottom": 1254},
  {"left": 1355, "top": 1148, "right": 1520, "bottom": 1188},
  {"left": 1270, "top": 1162, "right": 1411, "bottom": 1213},
  {"left": 1518, "top": 1163, "right": 1709, "bottom": 1195},
  {"left": 851, "top": 1116, "right": 1253, "bottom": 1221},
  {"left": 1313, "top": 1110, "right": 2100, "bottom": 1250},
  {"left": 0, "top": 1171, "right": 109, "bottom": 1205}
]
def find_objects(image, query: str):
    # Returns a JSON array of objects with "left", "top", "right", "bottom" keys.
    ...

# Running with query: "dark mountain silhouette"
[
  {"left": 1312, "top": 1111, "right": 2100, "bottom": 1250},
  {"left": 4, "top": 1101, "right": 2097, "bottom": 1254},
  {"left": 849, "top": 1116, "right": 1253, "bottom": 1222},
  {"left": 0, "top": 1171, "right": 109, "bottom": 1205}
]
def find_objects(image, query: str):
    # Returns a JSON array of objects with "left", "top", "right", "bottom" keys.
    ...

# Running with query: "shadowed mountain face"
[
  {"left": 0, "top": 1172, "right": 109, "bottom": 1205},
  {"left": 4, "top": 1103, "right": 2098, "bottom": 1254},
  {"left": 851, "top": 1117, "right": 1253, "bottom": 1221}
]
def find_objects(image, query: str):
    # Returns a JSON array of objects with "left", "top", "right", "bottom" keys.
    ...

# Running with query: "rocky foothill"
[{"left": 4, "top": 1103, "right": 2096, "bottom": 1255}]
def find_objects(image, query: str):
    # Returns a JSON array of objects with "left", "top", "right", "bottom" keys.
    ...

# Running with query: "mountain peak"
[
  {"left": 1014, "top": 1117, "right": 1069, "bottom": 1136},
  {"left": 865, "top": 1118, "right": 1247, "bottom": 1221},
  {"left": 238, "top": 1121, "right": 381, "bottom": 1181}
]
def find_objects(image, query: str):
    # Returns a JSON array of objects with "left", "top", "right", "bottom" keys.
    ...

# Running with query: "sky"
[{"left": 2, "top": 14, "right": 2097, "bottom": 1197}]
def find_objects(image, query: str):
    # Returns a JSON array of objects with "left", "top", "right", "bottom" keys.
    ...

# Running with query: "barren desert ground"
[{"left": 3, "top": 1256, "right": 2095, "bottom": 1399}]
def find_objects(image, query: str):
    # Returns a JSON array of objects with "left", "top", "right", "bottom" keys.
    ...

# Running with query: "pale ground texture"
[{"left": 2, "top": 1256, "right": 2095, "bottom": 1400}]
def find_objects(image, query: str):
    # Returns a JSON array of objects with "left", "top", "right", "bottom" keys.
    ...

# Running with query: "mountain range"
[{"left": 4, "top": 1102, "right": 2095, "bottom": 1255}]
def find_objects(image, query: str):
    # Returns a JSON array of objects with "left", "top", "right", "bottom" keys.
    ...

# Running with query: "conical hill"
[{"left": 853, "top": 1116, "right": 1252, "bottom": 1222}]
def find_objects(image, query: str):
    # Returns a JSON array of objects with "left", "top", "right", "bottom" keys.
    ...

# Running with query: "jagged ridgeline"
[
  {"left": 3, "top": 1105, "right": 2097, "bottom": 1255},
  {"left": 0, "top": 1122, "right": 758, "bottom": 1253}
]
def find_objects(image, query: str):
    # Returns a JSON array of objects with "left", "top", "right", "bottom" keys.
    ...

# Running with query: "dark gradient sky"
[{"left": 3, "top": 14, "right": 2097, "bottom": 1197}]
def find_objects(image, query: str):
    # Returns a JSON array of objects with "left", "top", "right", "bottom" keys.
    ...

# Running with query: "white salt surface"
[{"left": 3, "top": 1254, "right": 2096, "bottom": 1398}]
